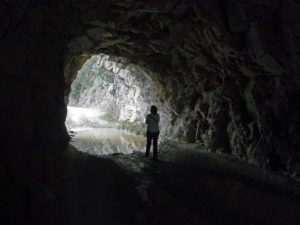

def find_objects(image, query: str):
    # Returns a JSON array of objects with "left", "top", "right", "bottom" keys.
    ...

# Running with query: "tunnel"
[
  {"left": 65, "top": 54, "right": 171, "bottom": 155},
  {"left": 1, "top": 0, "right": 300, "bottom": 225}
]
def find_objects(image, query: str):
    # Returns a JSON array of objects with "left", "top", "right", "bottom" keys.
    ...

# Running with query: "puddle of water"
[{"left": 70, "top": 128, "right": 146, "bottom": 156}]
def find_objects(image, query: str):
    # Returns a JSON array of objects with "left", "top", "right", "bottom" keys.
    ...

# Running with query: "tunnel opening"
[
  {"left": 65, "top": 54, "right": 170, "bottom": 155},
  {"left": 1, "top": 1, "right": 300, "bottom": 225}
]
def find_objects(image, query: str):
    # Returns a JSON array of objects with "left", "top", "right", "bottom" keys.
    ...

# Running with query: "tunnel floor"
[{"left": 60, "top": 143, "right": 300, "bottom": 225}]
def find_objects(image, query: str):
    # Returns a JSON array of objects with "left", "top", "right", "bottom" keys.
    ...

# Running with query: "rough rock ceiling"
[
  {"left": 0, "top": 0, "right": 299, "bottom": 176},
  {"left": 61, "top": 0, "right": 299, "bottom": 174}
]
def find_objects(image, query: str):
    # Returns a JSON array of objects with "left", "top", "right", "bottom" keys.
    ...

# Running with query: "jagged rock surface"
[
  {"left": 0, "top": 1, "right": 300, "bottom": 224},
  {"left": 64, "top": 0, "right": 299, "bottom": 172},
  {"left": 0, "top": 0, "right": 298, "bottom": 174},
  {"left": 68, "top": 54, "right": 171, "bottom": 135},
  {"left": 0, "top": 0, "right": 298, "bottom": 175}
]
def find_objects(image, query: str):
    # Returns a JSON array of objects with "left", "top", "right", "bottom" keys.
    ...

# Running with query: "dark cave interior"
[{"left": 0, "top": 0, "right": 300, "bottom": 225}]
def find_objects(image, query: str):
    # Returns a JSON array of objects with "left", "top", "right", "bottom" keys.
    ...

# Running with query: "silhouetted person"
[{"left": 145, "top": 105, "right": 160, "bottom": 160}]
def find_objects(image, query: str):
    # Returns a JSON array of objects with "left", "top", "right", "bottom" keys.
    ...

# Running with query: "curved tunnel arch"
[
  {"left": 65, "top": 53, "right": 172, "bottom": 138},
  {"left": 1, "top": 1, "right": 300, "bottom": 224},
  {"left": 59, "top": 0, "right": 298, "bottom": 167},
  {"left": 0, "top": 0, "right": 297, "bottom": 170},
  {"left": 64, "top": 53, "right": 177, "bottom": 155}
]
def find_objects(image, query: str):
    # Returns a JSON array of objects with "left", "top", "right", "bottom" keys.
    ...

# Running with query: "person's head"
[{"left": 150, "top": 105, "right": 157, "bottom": 114}]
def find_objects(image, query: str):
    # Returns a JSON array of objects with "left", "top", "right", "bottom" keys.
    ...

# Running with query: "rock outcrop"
[{"left": 67, "top": 54, "right": 171, "bottom": 135}]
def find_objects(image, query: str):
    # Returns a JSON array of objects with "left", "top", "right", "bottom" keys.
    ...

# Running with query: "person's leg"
[
  {"left": 145, "top": 131, "right": 152, "bottom": 157},
  {"left": 153, "top": 132, "right": 159, "bottom": 160}
]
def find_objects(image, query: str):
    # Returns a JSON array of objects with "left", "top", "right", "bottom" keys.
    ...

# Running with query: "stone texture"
[
  {"left": 68, "top": 54, "right": 171, "bottom": 135},
  {"left": 65, "top": 0, "right": 298, "bottom": 176},
  {"left": 53, "top": 0, "right": 300, "bottom": 175},
  {"left": 0, "top": 0, "right": 300, "bottom": 224}
]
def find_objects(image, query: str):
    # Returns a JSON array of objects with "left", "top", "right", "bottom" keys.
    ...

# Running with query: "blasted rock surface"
[
  {"left": 0, "top": 0, "right": 299, "bottom": 224},
  {"left": 64, "top": 0, "right": 299, "bottom": 172}
]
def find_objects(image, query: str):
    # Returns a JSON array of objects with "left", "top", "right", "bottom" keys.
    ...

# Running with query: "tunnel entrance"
[{"left": 65, "top": 54, "right": 165, "bottom": 155}]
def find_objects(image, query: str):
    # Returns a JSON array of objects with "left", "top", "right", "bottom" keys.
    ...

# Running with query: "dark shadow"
[
  {"left": 58, "top": 147, "right": 300, "bottom": 225},
  {"left": 143, "top": 158, "right": 300, "bottom": 225},
  {"left": 59, "top": 147, "right": 147, "bottom": 225}
]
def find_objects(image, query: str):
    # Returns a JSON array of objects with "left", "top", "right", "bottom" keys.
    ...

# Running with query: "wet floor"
[
  {"left": 62, "top": 145, "right": 300, "bottom": 225},
  {"left": 61, "top": 147, "right": 147, "bottom": 225},
  {"left": 65, "top": 106, "right": 147, "bottom": 156},
  {"left": 63, "top": 107, "right": 300, "bottom": 225},
  {"left": 70, "top": 128, "right": 146, "bottom": 155}
]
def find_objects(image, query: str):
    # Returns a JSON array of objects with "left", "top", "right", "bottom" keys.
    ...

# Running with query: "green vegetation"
[
  {"left": 94, "top": 68, "right": 115, "bottom": 83},
  {"left": 100, "top": 113, "right": 116, "bottom": 123},
  {"left": 121, "top": 132, "right": 146, "bottom": 143},
  {"left": 117, "top": 120, "right": 146, "bottom": 135},
  {"left": 70, "top": 71, "right": 93, "bottom": 102},
  {"left": 95, "top": 143, "right": 104, "bottom": 149},
  {"left": 70, "top": 56, "right": 115, "bottom": 103},
  {"left": 110, "top": 87, "right": 117, "bottom": 96}
]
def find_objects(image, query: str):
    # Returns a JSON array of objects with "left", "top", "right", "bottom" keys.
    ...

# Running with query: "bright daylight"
[{"left": 65, "top": 54, "right": 166, "bottom": 156}]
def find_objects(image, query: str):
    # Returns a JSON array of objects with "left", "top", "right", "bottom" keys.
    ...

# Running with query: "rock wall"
[
  {"left": 68, "top": 54, "right": 171, "bottom": 135},
  {"left": 64, "top": 0, "right": 300, "bottom": 173},
  {"left": 0, "top": 1, "right": 69, "bottom": 224},
  {"left": 0, "top": 0, "right": 299, "bottom": 223}
]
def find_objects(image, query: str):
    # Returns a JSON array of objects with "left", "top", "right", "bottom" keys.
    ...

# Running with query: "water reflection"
[{"left": 70, "top": 128, "right": 146, "bottom": 156}]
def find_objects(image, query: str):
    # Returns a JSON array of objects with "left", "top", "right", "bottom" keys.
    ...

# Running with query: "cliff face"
[
  {"left": 0, "top": 0, "right": 299, "bottom": 223},
  {"left": 67, "top": 54, "right": 171, "bottom": 136}
]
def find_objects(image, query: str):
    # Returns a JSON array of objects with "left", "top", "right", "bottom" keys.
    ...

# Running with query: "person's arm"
[
  {"left": 146, "top": 115, "right": 149, "bottom": 124},
  {"left": 157, "top": 114, "right": 160, "bottom": 123}
]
